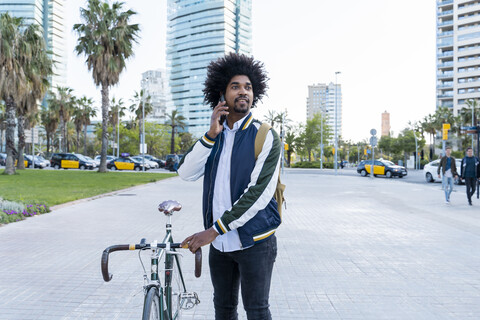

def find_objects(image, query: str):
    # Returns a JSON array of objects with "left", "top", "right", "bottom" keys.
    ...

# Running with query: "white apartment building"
[
  {"left": 141, "top": 69, "right": 168, "bottom": 122},
  {"left": 437, "top": 0, "right": 480, "bottom": 114},
  {"left": 306, "top": 83, "right": 342, "bottom": 143}
]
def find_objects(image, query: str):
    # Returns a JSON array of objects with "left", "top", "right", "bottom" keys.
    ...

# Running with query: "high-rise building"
[
  {"left": 0, "top": 0, "right": 67, "bottom": 90},
  {"left": 141, "top": 69, "right": 168, "bottom": 122},
  {"left": 381, "top": 111, "right": 390, "bottom": 136},
  {"left": 436, "top": 0, "right": 480, "bottom": 115},
  {"left": 306, "top": 82, "right": 342, "bottom": 143},
  {"left": 166, "top": 0, "right": 252, "bottom": 137}
]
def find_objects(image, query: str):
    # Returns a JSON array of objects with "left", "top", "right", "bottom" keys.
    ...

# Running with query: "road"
[{"left": 1, "top": 168, "right": 480, "bottom": 319}]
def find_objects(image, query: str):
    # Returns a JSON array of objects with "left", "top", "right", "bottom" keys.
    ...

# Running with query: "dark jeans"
[
  {"left": 209, "top": 235, "right": 277, "bottom": 320},
  {"left": 465, "top": 177, "right": 477, "bottom": 203}
]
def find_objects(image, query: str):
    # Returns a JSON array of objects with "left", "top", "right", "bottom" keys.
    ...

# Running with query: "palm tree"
[
  {"left": 48, "top": 87, "right": 74, "bottom": 152},
  {"left": 40, "top": 106, "right": 59, "bottom": 155},
  {"left": 0, "top": 13, "right": 28, "bottom": 175},
  {"left": 16, "top": 23, "right": 52, "bottom": 169},
  {"left": 165, "top": 110, "right": 186, "bottom": 154},
  {"left": 284, "top": 130, "right": 296, "bottom": 167},
  {"left": 74, "top": 0, "right": 139, "bottom": 172},
  {"left": 109, "top": 97, "right": 125, "bottom": 157},
  {"left": 263, "top": 110, "right": 278, "bottom": 128},
  {"left": 129, "top": 89, "right": 153, "bottom": 145},
  {"left": 0, "top": 102, "right": 6, "bottom": 153},
  {"left": 77, "top": 96, "right": 96, "bottom": 155}
]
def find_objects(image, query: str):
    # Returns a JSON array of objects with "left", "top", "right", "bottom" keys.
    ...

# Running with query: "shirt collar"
[{"left": 224, "top": 113, "right": 250, "bottom": 133}]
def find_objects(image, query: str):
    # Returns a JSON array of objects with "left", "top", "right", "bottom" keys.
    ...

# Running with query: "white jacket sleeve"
[{"left": 177, "top": 133, "right": 216, "bottom": 181}]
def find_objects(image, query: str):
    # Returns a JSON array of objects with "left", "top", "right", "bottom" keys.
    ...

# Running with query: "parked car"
[
  {"left": 357, "top": 159, "right": 407, "bottom": 178},
  {"left": 34, "top": 155, "right": 50, "bottom": 168},
  {"left": 50, "top": 153, "right": 96, "bottom": 170},
  {"left": 94, "top": 155, "right": 116, "bottom": 166},
  {"left": 424, "top": 159, "right": 463, "bottom": 185},
  {"left": 131, "top": 156, "right": 158, "bottom": 169},
  {"left": 142, "top": 154, "right": 165, "bottom": 168},
  {"left": 107, "top": 156, "right": 149, "bottom": 171},
  {"left": 83, "top": 155, "right": 97, "bottom": 168},
  {"left": 24, "top": 155, "right": 47, "bottom": 169},
  {"left": 0, "top": 153, "right": 6, "bottom": 166},
  {"left": 165, "top": 154, "right": 183, "bottom": 171}
]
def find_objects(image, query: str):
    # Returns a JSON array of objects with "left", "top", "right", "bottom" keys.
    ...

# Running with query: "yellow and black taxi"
[
  {"left": 50, "top": 153, "right": 96, "bottom": 170},
  {"left": 107, "top": 154, "right": 149, "bottom": 171},
  {"left": 357, "top": 159, "right": 407, "bottom": 178}
]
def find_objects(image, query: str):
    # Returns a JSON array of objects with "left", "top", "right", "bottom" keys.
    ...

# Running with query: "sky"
[{"left": 65, "top": 0, "right": 436, "bottom": 142}]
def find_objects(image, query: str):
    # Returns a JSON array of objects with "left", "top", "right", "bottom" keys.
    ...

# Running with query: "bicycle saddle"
[{"left": 158, "top": 200, "right": 182, "bottom": 215}]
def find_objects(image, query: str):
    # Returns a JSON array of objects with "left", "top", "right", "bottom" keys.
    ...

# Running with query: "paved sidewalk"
[{"left": 0, "top": 170, "right": 480, "bottom": 319}]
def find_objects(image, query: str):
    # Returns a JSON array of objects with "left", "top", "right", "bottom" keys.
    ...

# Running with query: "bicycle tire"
[
  {"left": 142, "top": 287, "right": 161, "bottom": 320},
  {"left": 166, "top": 254, "right": 186, "bottom": 319}
]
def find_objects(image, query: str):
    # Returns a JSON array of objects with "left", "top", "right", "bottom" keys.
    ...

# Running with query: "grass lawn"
[{"left": 0, "top": 169, "right": 176, "bottom": 206}]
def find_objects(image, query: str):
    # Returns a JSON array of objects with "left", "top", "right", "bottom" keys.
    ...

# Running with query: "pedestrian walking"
[
  {"left": 437, "top": 147, "right": 458, "bottom": 204},
  {"left": 460, "top": 147, "right": 480, "bottom": 206},
  {"left": 178, "top": 53, "right": 281, "bottom": 320}
]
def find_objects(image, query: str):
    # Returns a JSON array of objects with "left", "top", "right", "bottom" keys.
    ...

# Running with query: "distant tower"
[{"left": 381, "top": 111, "right": 390, "bottom": 136}]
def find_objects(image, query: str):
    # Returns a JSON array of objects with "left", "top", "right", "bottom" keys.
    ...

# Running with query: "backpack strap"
[{"left": 255, "top": 123, "right": 271, "bottom": 160}]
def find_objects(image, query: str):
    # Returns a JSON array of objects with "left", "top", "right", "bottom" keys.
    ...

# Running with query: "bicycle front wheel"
[{"left": 142, "top": 287, "right": 162, "bottom": 320}]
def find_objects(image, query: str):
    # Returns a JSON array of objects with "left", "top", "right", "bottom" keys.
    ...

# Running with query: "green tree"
[
  {"left": 78, "top": 96, "right": 96, "bottom": 155},
  {"left": 284, "top": 130, "right": 297, "bottom": 167},
  {"left": 109, "top": 97, "right": 125, "bottom": 156},
  {"left": 298, "top": 114, "right": 324, "bottom": 162},
  {"left": 178, "top": 132, "right": 195, "bottom": 154},
  {"left": 48, "top": 87, "right": 74, "bottom": 152},
  {"left": 15, "top": 23, "right": 52, "bottom": 169},
  {"left": 40, "top": 106, "right": 58, "bottom": 155},
  {"left": 74, "top": 0, "right": 139, "bottom": 172},
  {"left": 0, "top": 102, "right": 5, "bottom": 152},
  {"left": 164, "top": 110, "right": 186, "bottom": 154},
  {"left": 0, "top": 13, "right": 28, "bottom": 175}
]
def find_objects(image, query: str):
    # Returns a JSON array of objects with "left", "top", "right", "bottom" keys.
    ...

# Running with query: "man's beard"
[{"left": 233, "top": 97, "right": 250, "bottom": 113}]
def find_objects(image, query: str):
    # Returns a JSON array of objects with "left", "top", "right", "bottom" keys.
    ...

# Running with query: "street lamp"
[
  {"left": 334, "top": 71, "right": 341, "bottom": 175},
  {"left": 320, "top": 101, "right": 325, "bottom": 169},
  {"left": 117, "top": 107, "right": 120, "bottom": 158}
]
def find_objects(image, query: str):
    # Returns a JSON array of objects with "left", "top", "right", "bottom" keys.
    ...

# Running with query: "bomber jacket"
[
  {"left": 437, "top": 156, "right": 458, "bottom": 176},
  {"left": 460, "top": 156, "right": 480, "bottom": 178},
  {"left": 177, "top": 113, "right": 282, "bottom": 249}
]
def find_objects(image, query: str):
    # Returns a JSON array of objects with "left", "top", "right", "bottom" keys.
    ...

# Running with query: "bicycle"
[{"left": 101, "top": 200, "right": 202, "bottom": 320}]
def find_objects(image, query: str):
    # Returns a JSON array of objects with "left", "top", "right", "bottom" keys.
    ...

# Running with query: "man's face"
[
  {"left": 224, "top": 75, "right": 254, "bottom": 115},
  {"left": 446, "top": 148, "right": 451, "bottom": 156},
  {"left": 467, "top": 149, "right": 473, "bottom": 157}
]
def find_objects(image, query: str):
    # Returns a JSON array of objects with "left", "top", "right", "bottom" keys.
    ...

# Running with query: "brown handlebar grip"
[{"left": 194, "top": 248, "right": 202, "bottom": 278}]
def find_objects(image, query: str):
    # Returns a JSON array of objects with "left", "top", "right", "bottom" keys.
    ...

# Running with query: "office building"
[
  {"left": 381, "top": 111, "right": 390, "bottom": 136},
  {"left": 166, "top": 0, "right": 252, "bottom": 137},
  {"left": 436, "top": 0, "right": 480, "bottom": 114},
  {"left": 141, "top": 69, "right": 168, "bottom": 122},
  {"left": 306, "top": 82, "right": 342, "bottom": 143},
  {"left": 0, "top": 0, "right": 67, "bottom": 90}
]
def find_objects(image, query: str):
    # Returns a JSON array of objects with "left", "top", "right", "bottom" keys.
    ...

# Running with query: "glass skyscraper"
[
  {"left": 0, "top": 0, "right": 67, "bottom": 89},
  {"left": 166, "top": 0, "right": 252, "bottom": 137}
]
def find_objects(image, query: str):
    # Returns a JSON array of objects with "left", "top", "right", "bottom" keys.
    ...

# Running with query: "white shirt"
[{"left": 211, "top": 114, "right": 249, "bottom": 252}]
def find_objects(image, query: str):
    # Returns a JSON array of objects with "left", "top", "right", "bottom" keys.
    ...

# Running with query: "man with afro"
[{"left": 178, "top": 53, "right": 282, "bottom": 319}]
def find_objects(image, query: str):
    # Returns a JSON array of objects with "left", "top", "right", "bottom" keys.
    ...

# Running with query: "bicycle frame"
[{"left": 144, "top": 215, "right": 187, "bottom": 319}]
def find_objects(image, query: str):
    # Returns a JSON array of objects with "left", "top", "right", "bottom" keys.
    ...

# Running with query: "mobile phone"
[{"left": 219, "top": 94, "right": 226, "bottom": 125}]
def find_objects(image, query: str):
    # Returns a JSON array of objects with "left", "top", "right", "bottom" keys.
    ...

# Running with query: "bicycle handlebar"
[{"left": 101, "top": 243, "right": 202, "bottom": 282}]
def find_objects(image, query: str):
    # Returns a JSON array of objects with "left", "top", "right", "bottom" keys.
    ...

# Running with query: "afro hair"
[{"left": 203, "top": 53, "right": 269, "bottom": 109}]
